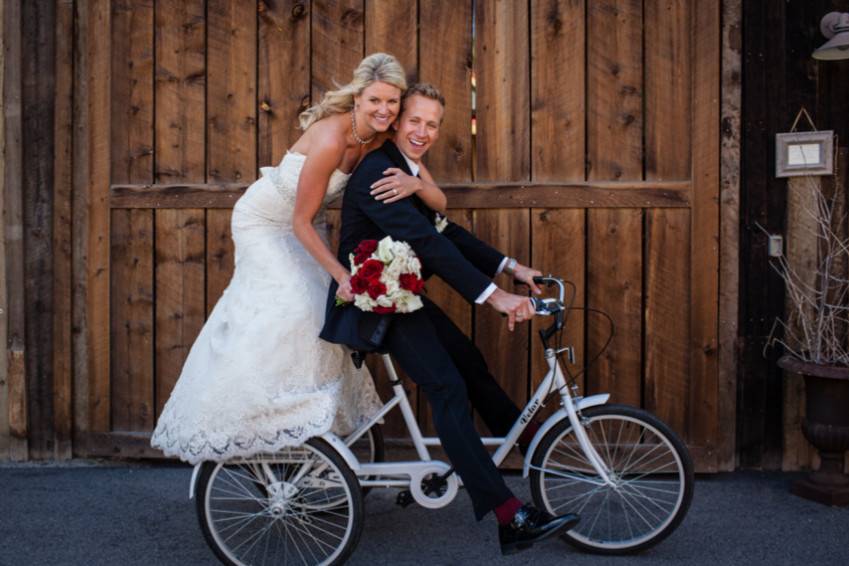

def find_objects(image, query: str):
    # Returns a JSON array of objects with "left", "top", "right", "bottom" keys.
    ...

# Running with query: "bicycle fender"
[
  {"left": 320, "top": 432, "right": 361, "bottom": 473},
  {"left": 522, "top": 393, "right": 610, "bottom": 478},
  {"left": 189, "top": 463, "right": 202, "bottom": 499}
]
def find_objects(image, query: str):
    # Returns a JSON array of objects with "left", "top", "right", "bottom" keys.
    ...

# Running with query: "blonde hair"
[{"left": 298, "top": 53, "right": 407, "bottom": 130}]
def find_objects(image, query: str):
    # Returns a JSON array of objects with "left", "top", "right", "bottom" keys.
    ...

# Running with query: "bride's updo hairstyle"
[{"left": 298, "top": 53, "right": 407, "bottom": 130}]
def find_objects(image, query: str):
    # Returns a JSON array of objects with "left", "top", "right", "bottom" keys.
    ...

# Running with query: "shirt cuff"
[
  {"left": 495, "top": 256, "right": 509, "bottom": 275},
  {"left": 475, "top": 283, "right": 499, "bottom": 304}
]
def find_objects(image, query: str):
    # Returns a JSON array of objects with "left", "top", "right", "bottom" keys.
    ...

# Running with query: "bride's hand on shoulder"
[{"left": 369, "top": 168, "right": 422, "bottom": 203}]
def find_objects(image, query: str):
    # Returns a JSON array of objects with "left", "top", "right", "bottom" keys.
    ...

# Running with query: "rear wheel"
[
  {"left": 197, "top": 438, "right": 363, "bottom": 566},
  {"left": 529, "top": 404, "right": 694, "bottom": 554}
]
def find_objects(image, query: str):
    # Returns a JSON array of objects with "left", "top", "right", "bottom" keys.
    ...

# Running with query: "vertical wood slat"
[
  {"left": 529, "top": 0, "right": 587, "bottom": 417},
  {"left": 586, "top": 0, "right": 643, "bottom": 407},
  {"left": 1, "top": 0, "right": 28, "bottom": 460},
  {"left": 258, "top": 0, "right": 311, "bottom": 168},
  {"left": 53, "top": 0, "right": 75, "bottom": 458},
  {"left": 718, "top": 0, "right": 741, "bottom": 472},
  {"left": 154, "top": 0, "right": 206, "bottom": 419},
  {"left": 206, "top": 0, "right": 257, "bottom": 313},
  {"left": 531, "top": 0, "right": 585, "bottom": 183},
  {"left": 72, "top": 0, "right": 112, "bottom": 439},
  {"left": 645, "top": 0, "right": 691, "bottom": 179},
  {"left": 419, "top": 0, "right": 473, "bottom": 183},
  {"left": 586, "top": 208, "right": 642, "bottom": 406},
  {"left": 473, "top": 210, "right": 531, "bottom": 409},
  {"left": 365, "top": 0, "right": 417, "bottom": 83},
  {"left": 644, "top": 209, "right": 690, "bottom": 436},
  {"left": 111, "top": 0, "right": 154, "bottom": 431},
  {"left": 530, "top": 209, "right": 585, "bottom": 419},
  {"left": 311, "top": 0, "right": 365, "bottom": 103},
  {"left": 418, "top": 2, "right": 475, "bottom": 435},
  {"left": 474, "top": 0, "right": 531, "bottom": 419},
  {"left": 21, "top": 0, "right": 58, "bottom": 458},
  {"left": 475, "top": 0, "right": 530, "bottom": 182},
  {"left": 0, "top": 0, "right": 8, "bottom": 458},
  {"left": 643, "top": 0, "right": 691, "bottom": 440},
  {"left": 361, "top": 0, "right": 420, "bottom": 436},
  {"left": 690, "top": 0, "right": 720, "bottom": 469}
]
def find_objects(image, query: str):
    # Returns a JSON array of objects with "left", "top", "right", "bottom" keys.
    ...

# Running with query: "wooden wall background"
[{"left": 2, "top": 0, "right": 740, "bottom": 472}]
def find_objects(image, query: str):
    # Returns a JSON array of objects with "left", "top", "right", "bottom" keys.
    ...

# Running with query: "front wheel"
[
  {"left": 196, "top": 438, "right": 364, "bottom": 566},
  {"left": 529, "top": 404, "right": 694, "bottom": 554}
]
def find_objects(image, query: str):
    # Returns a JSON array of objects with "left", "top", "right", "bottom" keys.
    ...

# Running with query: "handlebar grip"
[{"left": 532, "top": 276, "right": 545, "bottom": 284}]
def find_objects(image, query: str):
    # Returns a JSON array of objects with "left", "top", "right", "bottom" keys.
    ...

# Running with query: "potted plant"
[{"left": 768, "top": 173, "right": 849, "bottom": 506}]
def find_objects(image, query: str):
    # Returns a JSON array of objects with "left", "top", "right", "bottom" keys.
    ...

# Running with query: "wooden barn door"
[{"left": 75, "top": 0, "right": 722, "bottom": 471}]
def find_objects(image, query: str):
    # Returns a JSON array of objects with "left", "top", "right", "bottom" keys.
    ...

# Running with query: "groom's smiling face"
[{"left": 392, "top": 94, "right": 443, "bottom": 162}]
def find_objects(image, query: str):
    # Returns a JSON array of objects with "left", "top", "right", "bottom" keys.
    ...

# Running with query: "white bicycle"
[{"left": 189, "top": 276, "right": 694, "bottom": 565}]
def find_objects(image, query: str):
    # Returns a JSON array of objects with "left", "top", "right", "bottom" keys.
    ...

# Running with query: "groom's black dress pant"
[
  {"left": 383, "top": 304, "right": 515, "bottom": 520},
  {"left": 421, "top": 298, "right": 521, "bottom": 437}
]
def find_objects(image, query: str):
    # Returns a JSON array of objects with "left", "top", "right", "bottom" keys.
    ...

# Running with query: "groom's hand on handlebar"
[
  {"left": 486, "top": 288, "right": 536, "bottom": 331},
  {"left": 512, "top": 263, "right": 543, "bottom": 295}
]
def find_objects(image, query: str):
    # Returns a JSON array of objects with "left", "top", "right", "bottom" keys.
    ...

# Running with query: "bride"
[{"left": 151, "top": 53, "right": 447, "bottom": 464}]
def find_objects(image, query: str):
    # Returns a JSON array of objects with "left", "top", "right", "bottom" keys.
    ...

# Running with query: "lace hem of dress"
[{"left": 150, "top": 409, "right": 375, "bottom": 465}]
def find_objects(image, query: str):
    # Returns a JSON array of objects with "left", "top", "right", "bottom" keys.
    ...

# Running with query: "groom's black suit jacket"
[{"left": 319, "top": 140, "right": 504, "bottom": 351}]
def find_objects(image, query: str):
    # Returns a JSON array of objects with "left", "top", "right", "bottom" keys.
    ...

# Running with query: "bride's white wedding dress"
[{"left": 151, "top": 152, "right": 382, "bottom": 464}]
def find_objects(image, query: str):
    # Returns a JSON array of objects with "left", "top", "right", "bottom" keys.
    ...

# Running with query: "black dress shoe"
[{"left": 498, "top": 504, "right": 580, "bottom": 556}]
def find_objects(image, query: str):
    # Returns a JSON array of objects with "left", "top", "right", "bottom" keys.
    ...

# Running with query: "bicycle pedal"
[{"left": 396, "top": 489, "right": 414, "bottom": 508}]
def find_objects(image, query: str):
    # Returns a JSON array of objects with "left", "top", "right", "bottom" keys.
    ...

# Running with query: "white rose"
[{"left": 377, "top": 236, "right": 395, "bottom": 263}]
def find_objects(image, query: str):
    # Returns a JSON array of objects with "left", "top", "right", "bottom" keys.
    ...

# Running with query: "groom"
[{"left": 320, "top": 83, "right": 579, "bottom": 554}]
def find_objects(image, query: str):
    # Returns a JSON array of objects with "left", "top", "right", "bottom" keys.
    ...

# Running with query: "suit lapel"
[{"left": 378, "top": 140, "right": 434, "bottom": 219}]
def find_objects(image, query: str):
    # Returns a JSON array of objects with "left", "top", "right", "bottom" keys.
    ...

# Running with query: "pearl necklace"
[{"left": 350, "top": 110, "right": 375, "bottom": 145}]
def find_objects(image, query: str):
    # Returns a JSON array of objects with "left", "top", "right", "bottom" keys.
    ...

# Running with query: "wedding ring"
[{"left": 393, "top": 188, "right": 398, "bottom": 196}]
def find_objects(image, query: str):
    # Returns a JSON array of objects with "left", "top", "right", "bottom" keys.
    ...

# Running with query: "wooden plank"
[
  {"left": 473, "top": 210, "right": 531, "bottom": 409},
  {"left": 419, "top": 0, "right": 473, "bottom": 182},
  {"left": 645, "top": 0, "right": 691, "bottom": 179},
  {"left": 53, "top": 0, "right": 75, "bottom": 459},
  {"left": 475, "top": 0, "right": 530, "bottom": 182},
  {"left": 688, "top": 0, "right": 720, "bottom": 467},
  {"left": 258, "top": 0, "right": 310, "bottom": 167},
  {"left": 311, "top": 0, "right": 365, "bottom": 102},
  {"left": 72, "top": 0, "right": 113, "bottom": 439},
  {"left": 154, "top": 0, "right": 206, "bottom": 420},
  {"left": 585, "top": 0, "right": 643, "bottom": 409},
  {"left": 530, "top": 209, "right": 585, "bottom": 421},
  {"left": 644, "top": 209, "right": 690, "bottom": 438},
  {"left": 587, "top": 0, "right": 642, "bottom": 180},
  {"left": 364, "top": 0, "right": 417, "bottom": 83},
  {"left": 3, "top": 0, "right": 27, "bottom": 460},
  {"left": 21, "top": 0, "right": 58, "bottom": 459},
  {"left": 109, "top": 210, "right": 155, "bottom": 431},
  {"left": 531, "top": 0, "right": 585, "bottom": 182},
  {"left": 718, "top": 0, "right": 741, "bottom": 472},
  {"left": 586, "top": 208, "right": 642, "bottom": 406},
  {"left": 206, "top": 0, "right": 256, "bottom": 312},
  {"left": 110, "top": 0, "right": 154, "bottom": 432},
  {"left": 0, "top": 0, "right": 8, "bottom": 459},
  {"left": 110, "top": 181, "right": 692, "bottom": 209}
]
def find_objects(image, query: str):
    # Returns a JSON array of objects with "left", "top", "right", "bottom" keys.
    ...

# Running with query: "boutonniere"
[{"left": 435, "top": 213, "right": 449, "bottom": 233}]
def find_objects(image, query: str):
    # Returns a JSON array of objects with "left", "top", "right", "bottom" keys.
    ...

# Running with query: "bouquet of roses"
[{"left": 338, "top": 236, "right": 425, "bottom": 314}]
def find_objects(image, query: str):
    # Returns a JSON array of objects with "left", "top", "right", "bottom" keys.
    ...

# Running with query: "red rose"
[
  {"left": 350, "top": 274, "right": 369, "bottom": 294},
  {"left": 399, "top": 273, "right": 425, "bottom": 294},
  {"left": 367, "top": 280, "right": 387, "bottom": 300},
  {"left": 354, "top": 239, "right": 378, "bottom": 255},
  {"left": 358, "top": 259, "right": 384, "bottom": 281},
  {"left": 354, "top": 251, "right": 370, "bottom": 265},
  {"left": 373, "top": 305, "right": 396, "bottom": 314}
]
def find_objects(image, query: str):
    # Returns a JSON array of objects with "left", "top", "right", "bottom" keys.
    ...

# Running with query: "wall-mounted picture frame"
[{"left": 775, "top": 130, "right": 834, "bottom": 177}]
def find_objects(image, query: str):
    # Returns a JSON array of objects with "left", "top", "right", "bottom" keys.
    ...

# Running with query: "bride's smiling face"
[{"left": 353, "top": 81, "right": 402, "bottom": 134}]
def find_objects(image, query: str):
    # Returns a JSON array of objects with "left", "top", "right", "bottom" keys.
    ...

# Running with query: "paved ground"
[{"left": 1, "top": 461, "right": 847, "bottom": 566}]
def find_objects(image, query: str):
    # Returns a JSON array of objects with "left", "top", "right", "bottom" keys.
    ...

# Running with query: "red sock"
[{"left": 494, "top": 497, "right": 524, "bottom": 525}]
